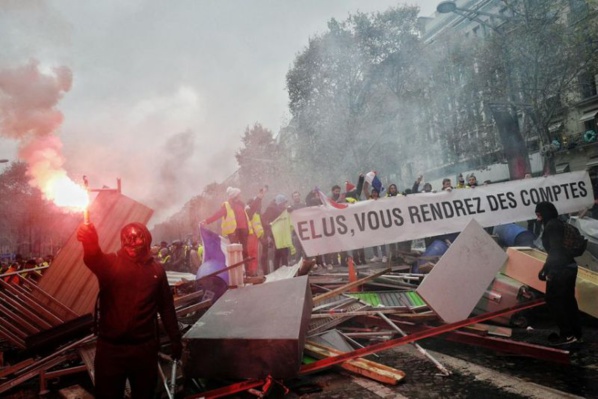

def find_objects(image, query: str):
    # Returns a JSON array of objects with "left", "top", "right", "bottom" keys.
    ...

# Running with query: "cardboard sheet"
[{"left": 416, "top": 219, "right": 508, "bottom": 323}]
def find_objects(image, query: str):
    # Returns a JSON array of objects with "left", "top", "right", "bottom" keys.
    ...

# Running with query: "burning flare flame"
[{"left": 42, "top": 172, "right": 89, "bottom": 210}]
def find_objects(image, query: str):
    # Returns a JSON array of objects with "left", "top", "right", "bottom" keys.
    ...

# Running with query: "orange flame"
[{"left": 42, "top": 172, "right": 89, "bottom": 210}]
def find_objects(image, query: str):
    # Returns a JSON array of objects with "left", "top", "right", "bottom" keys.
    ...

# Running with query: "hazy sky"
[{"left": 0, "top": 0, "right": 439, "bottom": 225}]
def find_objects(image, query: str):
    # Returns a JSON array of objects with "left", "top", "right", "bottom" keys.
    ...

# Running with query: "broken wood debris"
[
  {"left": 304, "top": 341, "right": 406, "bottom": 385},
  {"left": 0, "top": 222, "right": 579, "bottom": 399}
]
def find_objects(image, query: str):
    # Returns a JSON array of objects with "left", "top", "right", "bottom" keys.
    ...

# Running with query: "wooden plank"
[
  {"left": 173, "top": 290, "right": 205, "bottom": 307},
  {"left": 0, "top": 305, "right": 40, "bottom": 334},
  {"left": 462, "top": 323, "right": 512, "bottom": 338},
  {"left": 25, "top": 314, "right": 94, "bottom": 351},
  {"left": 77, "top": 341, "right": 97, "bottom": 385},
  {"left": 304, "top": 341, "right": 405, "bottom": 385},
  {"left": 0, "top": 354, "right": 74, "bottom": 395},
  {"left": 311, "top": 308, "right": 410, "bottom": 318},
  {"left": 36, "top": 191, "right": 153, "bottom": 316},
  {"left": 577, "top": 267, "right": 598, "bottom": 319},
  {"left": 58, "top": 384, "right": 94, "bottom": 399},
  {"left": 444, "top": 330, "right": 570, "bottom": 364},
  {"left": 0, "top": 291, "right": 53, "bottom": 330},
  {"left": 15, "top": 335, "right": 94, "bottom": 377},
  {"left": 312, "top": 268, "right": 390, "bottom": 304},
  {"left": 175, "top": 300, "right": 212, "bottom": 318},
  {"left": 0, "top": 280, "right": 64, "bottom": 325},
  {"left": 0, "top": 358, "right": 35, "bottom": 378},
  {"left": 20, "top": 279, "right": 79, "bottom": 321},
  {"left": 0, "top": 322, "right": 26, "bottom": 349},
  {"left": 502, "top": 247, "right": 546, "bottom": 292}
]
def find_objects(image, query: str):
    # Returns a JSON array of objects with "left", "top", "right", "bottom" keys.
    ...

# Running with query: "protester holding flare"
[{"left": 77, "top": 222, "right": 182, "bottom": 399}]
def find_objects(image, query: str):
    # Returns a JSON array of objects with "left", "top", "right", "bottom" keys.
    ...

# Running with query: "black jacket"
[
  {"left": 82, "top": 224, "right": 181, "bottom": 346},
  {"left": 536, "top": 201, "right": 576, "bottom": 273}
]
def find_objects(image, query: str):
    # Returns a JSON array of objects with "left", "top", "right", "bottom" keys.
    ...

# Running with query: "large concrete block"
[{"left": 182, "top": 275, "right": 312, "bottom": 379}]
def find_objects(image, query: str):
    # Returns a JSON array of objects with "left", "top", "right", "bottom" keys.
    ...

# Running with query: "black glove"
[
  {"left": 76, "top": 223, "right": 99, "bottom": 246},
  {"left": 171, "top": 341, "right": 182, "bottom": 360},
  {"left": 538, "top": 268, "right": 547, "bottom": 282}
]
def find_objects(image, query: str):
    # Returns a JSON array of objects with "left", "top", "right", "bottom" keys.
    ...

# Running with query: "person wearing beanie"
[
  {"left": 535, "top": 201, "right": 582, "bottom": 346},
  {"left": 226, "top": 186, "right": 241, "bottom": 199},
  {"left": 275, "top": 194, "right": 288, "bottom": 206},
  {"left": 201, "top": 186, "right": 261, "bottom": 262}
]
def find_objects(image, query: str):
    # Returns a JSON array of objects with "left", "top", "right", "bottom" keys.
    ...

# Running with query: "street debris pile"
[{"left": 1, "top": 194, "right": 598, "bottom": 399}]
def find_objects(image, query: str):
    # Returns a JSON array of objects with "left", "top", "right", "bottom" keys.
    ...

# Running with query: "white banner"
[{"left": 291, "top": 171, "right": 594, "bottom": 256}]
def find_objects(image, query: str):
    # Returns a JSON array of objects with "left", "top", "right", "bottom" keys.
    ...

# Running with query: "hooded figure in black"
[
  {"left": 77, "top": 222, "right": 182, "bottom": 399},
  {"left": 535, "top": 201, "right": 582, "bottom": 345}
]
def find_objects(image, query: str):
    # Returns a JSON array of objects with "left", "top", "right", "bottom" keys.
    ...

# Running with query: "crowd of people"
[
  {"left": 0, "top": 253, "right": 52, "bottom": 285},
  {"left": 195, "top": 171, "right": 491, "bottom": 276},
  {"left": 152, "top": 239, "right": 203, "bottom": 276}
]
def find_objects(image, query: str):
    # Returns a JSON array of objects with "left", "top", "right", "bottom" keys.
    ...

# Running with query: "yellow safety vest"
[
  {"left": 251, "top": 213, "right": 264, "bottom": 238},
  {"left": 221, "top": 202, "right": 254, "bottom": 236}
]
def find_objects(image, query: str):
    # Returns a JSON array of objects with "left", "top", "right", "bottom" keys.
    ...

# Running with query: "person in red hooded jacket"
[{"left": 77, "top": 222, "right": 182, "bottom": 399}]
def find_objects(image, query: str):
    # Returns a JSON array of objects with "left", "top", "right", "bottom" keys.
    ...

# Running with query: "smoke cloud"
[
  {"left": 149, "top": 129, "right": 197, "bottom": 212},
  {"left": 0, "top": 60, "right": 75, "bottom": 195}
]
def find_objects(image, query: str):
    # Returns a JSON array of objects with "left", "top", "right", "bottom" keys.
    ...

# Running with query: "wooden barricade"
[{"left": 36, "top": 190, "right": 153, "bottom": 317}]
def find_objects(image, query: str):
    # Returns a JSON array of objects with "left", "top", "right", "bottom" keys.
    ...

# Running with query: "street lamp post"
[{"left": 436, "top": 0, "right": 532, "bottom": 179}]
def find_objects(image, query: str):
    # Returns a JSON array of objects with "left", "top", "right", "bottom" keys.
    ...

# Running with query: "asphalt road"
[
  {"left": 282, "top": 309, "right": 598, "bottom": 399},
  {"left": 3, "top": 310, "right": 597, "bottom": 399}
]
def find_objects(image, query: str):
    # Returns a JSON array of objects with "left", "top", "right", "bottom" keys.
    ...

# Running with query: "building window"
[
  {"left": 579, "top": 71, "right": 598, "bottom": 99},
  {"left": 584, "top": 118, "right": 597, "bottom": 134}
]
